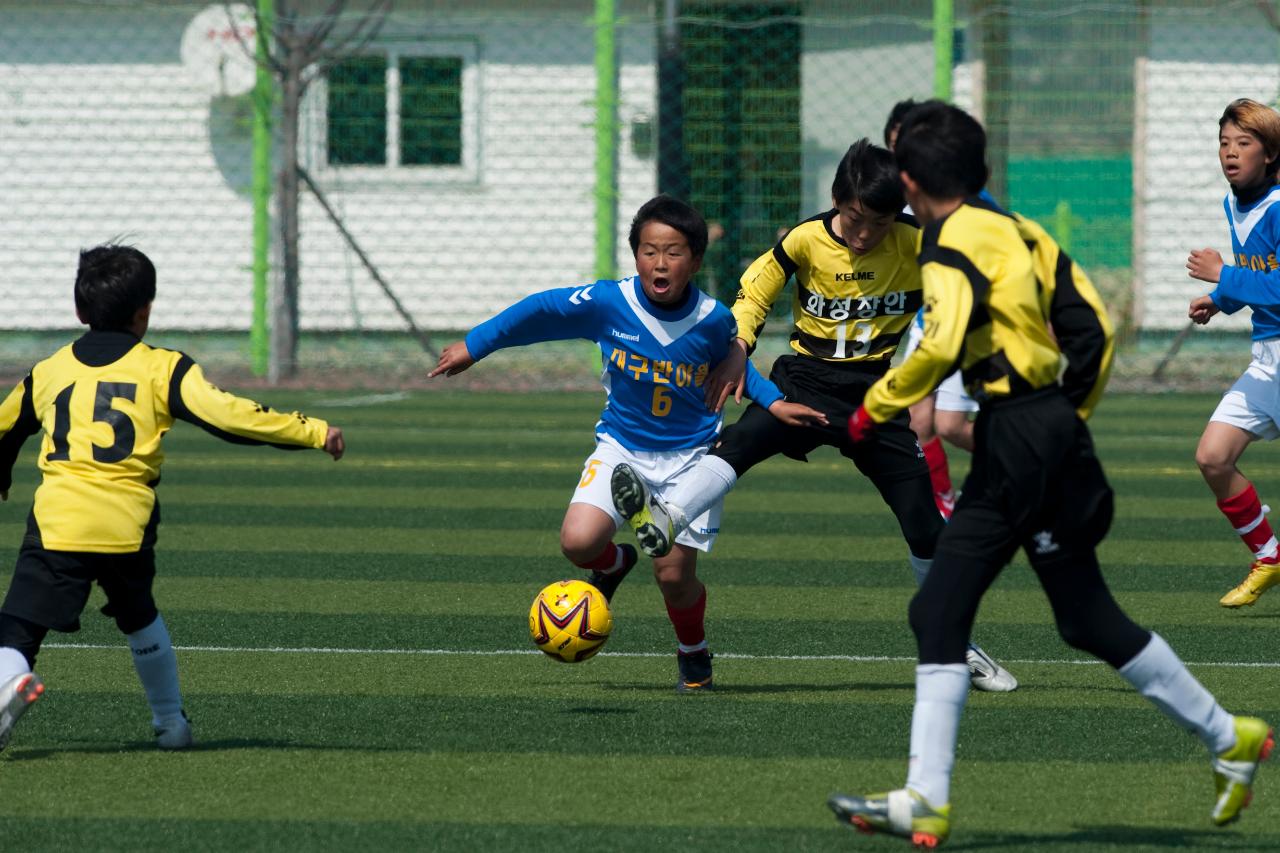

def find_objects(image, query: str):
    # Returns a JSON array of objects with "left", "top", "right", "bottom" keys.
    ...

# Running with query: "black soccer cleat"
[
  {"left": 588, "top": 544, "right": 638, "bottom": 603},
  {"left": 676, "top": 649, "right": 714, "bottom": 693}
]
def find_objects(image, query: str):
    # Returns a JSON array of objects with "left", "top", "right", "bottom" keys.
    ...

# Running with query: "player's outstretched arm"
[
  {"left": 428, "top": 341, "right": 476, "bottom": 378},
  {"left": 704, "top": 338, "right": 749, "bottom": 412},
  {"left": 767, "top": 400, "right": 828, "bottom": 427},
  {"left": 0, "top": 376, "right": 39, "bottom": 500},
  {"left": 170, "top": 357, "right": 331, "bottom": 452},
  {"left": 1189, "top": 294, "right": 1220, "bottom": 325}
]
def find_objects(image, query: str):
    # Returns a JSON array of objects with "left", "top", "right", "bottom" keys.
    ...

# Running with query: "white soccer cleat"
[
  {"left": 965, "top": 643, "right": 1018, "bottom": 692},
  {"left": 154, "top": 710, "right": 194, "bottom": 750},
  {"left": 0, "top": 672, "right": 44, "bottom": 751}
]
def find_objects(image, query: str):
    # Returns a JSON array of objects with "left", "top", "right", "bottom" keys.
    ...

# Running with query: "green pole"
[
  {"left": 933, "top": 0, "right": 953, "bottom": 100},
  {"left": 594, "top": 0, "right": 619, "bottom": 280},
  {"left": 250, "top": 0, "right": 276, "bottom": 377}
]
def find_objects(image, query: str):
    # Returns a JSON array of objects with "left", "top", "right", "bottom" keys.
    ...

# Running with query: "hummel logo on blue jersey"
[
  {"left": 611, "top": 329, "right": 640, "bottom": 342},
  {"left": 570, "top": 286, "right": 594, "bottom": 305}
]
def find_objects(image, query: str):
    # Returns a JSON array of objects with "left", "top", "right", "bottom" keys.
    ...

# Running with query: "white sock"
[
  {"left": 909, "top": 553, "right": 932, "bottom": 587},
  {"left": 662, "top": 455, "right": 737, "bottom": 532},
  {"left": 1118, "top": 632, "right": 1236, "bottom": 755},
  {"left": 0, "top": 647, "right": 30, "bottom": 684},
  {"left": 906, "top": 663, "right": 969, "bottom": 806},
  {"left": 128, "top": 615, "right": 183, "bottom": 727}
]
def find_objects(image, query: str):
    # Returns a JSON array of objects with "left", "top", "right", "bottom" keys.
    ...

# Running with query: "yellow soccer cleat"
[
  {"left": 609, "top": 463, "right": 675, "bottom": 558},
  {"left": 829, "top": 788, "right": 951, "bottom": 848},
  {"left": 1212, "top": 716, "right": 1274, "bottom": 826},
  {"left": 1219, "top": 561, "right": 1280, "bottom": 608}
]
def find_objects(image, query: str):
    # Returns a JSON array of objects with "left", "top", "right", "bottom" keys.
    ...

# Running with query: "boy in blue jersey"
[
  {"left": 1188, "top": 98, "right": 1280, "bottom": 608},
  {"left": 429, "top": 195, "right": 825, "bottom": 690}
]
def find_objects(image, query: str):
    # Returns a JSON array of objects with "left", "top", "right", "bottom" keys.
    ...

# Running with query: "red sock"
[
  {"left": 665, "top": 585, "right": 707, "bottom": 650},
  {"left": 1217, "top": 483, "right": 1279, "bottom": 563},
  {"left": 574, "top": 542, "right": 619, "bottom": 571},
  {"left": 921, "top": 437, "right": 955, "bottom": 517}
]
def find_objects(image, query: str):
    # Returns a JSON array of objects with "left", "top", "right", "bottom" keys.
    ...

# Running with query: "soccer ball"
[{"left": 528, "top": 579, "right": 613, "bottom": 663}]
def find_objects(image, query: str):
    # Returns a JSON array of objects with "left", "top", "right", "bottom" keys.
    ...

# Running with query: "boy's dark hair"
[
  {"left": 628, "top": 195, "right": 709, "bottom": 258},
  {"left": 884, "top": 98, "right": 918, "bottom": 147},
  {"left": 894, "top": 100, "right": 988, "bottom": 198},
  {"left": 831, "top": 139, "right": 905, "bottom": 214},
  {"left": 75, "top": 244, "right": 157, "bottom": 331}
]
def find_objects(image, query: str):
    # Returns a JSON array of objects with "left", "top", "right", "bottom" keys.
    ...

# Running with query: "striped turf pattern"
[{"left": 0, "top": 391, "right": 1277, "bottom": 851}]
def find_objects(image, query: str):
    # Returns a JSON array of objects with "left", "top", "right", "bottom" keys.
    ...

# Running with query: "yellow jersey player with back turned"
[
  {"left": 827, "top": 100, "right": 1272, "bottom": 848},
  {"left": 0, "top": 244, "right": 345, "bottom": 752}
]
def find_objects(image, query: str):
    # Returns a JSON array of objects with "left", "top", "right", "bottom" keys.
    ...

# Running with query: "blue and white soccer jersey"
[
  {"left": 1209, "top": 185, "right": 1280, "bottom": 437},
  {"left": 465, "top": 276, "right": 783, "bottom": 550},
  {"left": 903, "top": 310, "right": 978, "bottom": 413}
]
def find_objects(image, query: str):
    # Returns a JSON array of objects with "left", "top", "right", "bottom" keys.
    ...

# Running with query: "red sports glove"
[{"left": 847, "top": 405, "right": 877, "bottom": 443}]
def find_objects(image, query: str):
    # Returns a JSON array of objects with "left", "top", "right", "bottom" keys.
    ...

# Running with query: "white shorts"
[
  {"left": 570, "top": 434, "right": 722, "bottom": 552},
  {"left": 1210, "top": 338, "right": 1280, "bottom": 441},
  {"left": 903, "top": 320, "right": 979, "bottom": 414}
]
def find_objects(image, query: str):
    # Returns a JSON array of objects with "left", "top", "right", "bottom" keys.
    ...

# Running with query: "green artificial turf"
[{"left": 0, "top": 391, "right": 1276, "bottom": 851}]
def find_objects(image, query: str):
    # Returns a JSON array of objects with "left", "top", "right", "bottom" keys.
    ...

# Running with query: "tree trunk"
[{"left": 271, "top": 3, "right": 302, "bottom": 382}]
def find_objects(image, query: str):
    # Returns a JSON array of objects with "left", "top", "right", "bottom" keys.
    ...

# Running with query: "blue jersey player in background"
[
  {"left": 430, "top": 195, "right": 826, "bottom": 691},
  {"left": 1188, "top": 98, "right": 1280, "bottom": 608}
]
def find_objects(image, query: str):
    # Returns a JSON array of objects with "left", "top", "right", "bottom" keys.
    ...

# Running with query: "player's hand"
[
  {"left": 324, "top": 426, "right": 345, "bottom": 460},
  {"left": 704, "top": 339, "right": 749, "bottom": 412},
  {"left": 1188, "top": 294, "right": 1220, "bottom": 325},
  {"left": 767, "top": 400, "right": 828, "bottom": 427},
  {"left": 429, "top": 342, "right": 475, "bottom": 378},
  {"left": 1187, "top": 248, "right": 1224, "bottom": 284},
  {"left": 847, "top": 405, "right": 877, "bottom": 443}
]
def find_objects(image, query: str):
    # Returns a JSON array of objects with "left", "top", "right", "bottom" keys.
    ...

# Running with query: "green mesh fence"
[{"left": 0, "top": 0, "right": 1277, "bottom": 388}]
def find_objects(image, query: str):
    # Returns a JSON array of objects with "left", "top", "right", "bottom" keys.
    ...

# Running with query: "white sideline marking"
[
  {"left": 40, "top": 643, "right": 1280, "bottom": 668},
  {"left": 314, "top": 391, "right": 410, "bottom": 407}
]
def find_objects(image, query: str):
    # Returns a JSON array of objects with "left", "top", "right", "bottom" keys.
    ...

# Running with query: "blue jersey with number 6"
[{"left": 465, "top": 277, "right": 783, "bottom": 451}]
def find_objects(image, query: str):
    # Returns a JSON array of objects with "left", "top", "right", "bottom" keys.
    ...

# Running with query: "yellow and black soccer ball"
[{"left": 528, "top": 579, "right": 613, "bottom": 663}]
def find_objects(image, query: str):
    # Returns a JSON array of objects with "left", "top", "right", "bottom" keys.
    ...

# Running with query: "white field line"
[
  {"left": 41, "top": 643, "right": 1280, "bottom": 668},
  {"left": 313, "top": 391, "right": 410, "bottom": 407}
]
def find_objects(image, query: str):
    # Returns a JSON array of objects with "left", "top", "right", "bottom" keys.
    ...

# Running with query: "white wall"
[{"left": 0, "top": 1, "right": 658, "bottom": 331}]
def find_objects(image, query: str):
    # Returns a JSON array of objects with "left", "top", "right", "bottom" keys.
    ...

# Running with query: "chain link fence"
[{"left": 1, "top": 0, "right": 1277, "bottom": 389}]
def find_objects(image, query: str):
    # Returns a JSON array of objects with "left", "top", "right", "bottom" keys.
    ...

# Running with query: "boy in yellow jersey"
[
  {"left": 828, "top": 101, "right": 1272, "bottom": 847},
  {"left": 610, "top": 140, "right": 1016, "bottom": 692},
  {"left": 0, "top": 245, "right": 345, "bottom": 751}
]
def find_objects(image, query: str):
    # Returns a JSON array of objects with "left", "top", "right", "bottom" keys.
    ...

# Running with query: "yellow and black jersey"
[
  {"left": 1012, "top": 214, "right": 1113, "bottom": 420},
  {"left": 734, "top": 210, "right": 924, "bottom": 363},
  {"left": 0, "top": 331, "right": 329, "bottom": 553},
  {"left": 863, "top": 198, "right": 1063, "bottom": 422}
]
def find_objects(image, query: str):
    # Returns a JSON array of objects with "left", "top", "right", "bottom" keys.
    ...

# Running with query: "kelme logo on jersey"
[{"left": 834, "top": 271, "right": 876, "bottom": 281}]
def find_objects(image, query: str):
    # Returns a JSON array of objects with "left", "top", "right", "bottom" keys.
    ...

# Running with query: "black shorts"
[
  {"left": 939, "top": 387, "right": 1114, "bottom": 564},
  {"left": 712, "top": 353, "right": 925, "bottom": 482},
  {"left": 1, "top": 546, "right": 159, "bottom": 634}
]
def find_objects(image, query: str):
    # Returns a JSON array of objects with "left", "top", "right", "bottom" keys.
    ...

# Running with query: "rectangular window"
[
  {"left": 327, "top": 56, "right": 388, "bottom": 166},
  {"left": 400, "top": 56, "right": 463, "bottom": 166},
  {"left": 319, "top": 44, "right": 477, "bottom": 179}
]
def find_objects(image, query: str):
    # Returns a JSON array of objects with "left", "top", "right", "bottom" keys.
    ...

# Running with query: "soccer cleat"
[
  {"left": 1211, "top": 715, "right": 1274, "bottom": 825},
  {"left": 0, "top": 672, "right": 44, "bottom": 752},
  {"left": 965, "top": 643, "right": 1018, "bottom": 692},
  {"left": 676, "top": 649, "right": 714, "bottom": 693},
  {"left": 829, "top": 788, "right": 951, "bottom": 848},
  {"left": 935, "top": 489, "right": 957, "bottom": 520},
  {"left": 610, "top": 463, "right": 675, "bottom": 558},
  {"left": 1219, "top": 560, "right": 1280, "bottom": 608},
  {"left": 588, "top": 543, "right": 638, "bottom": 603},
  {"left": 155, "top": 710, "right": 194, "bottom": 750}
]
